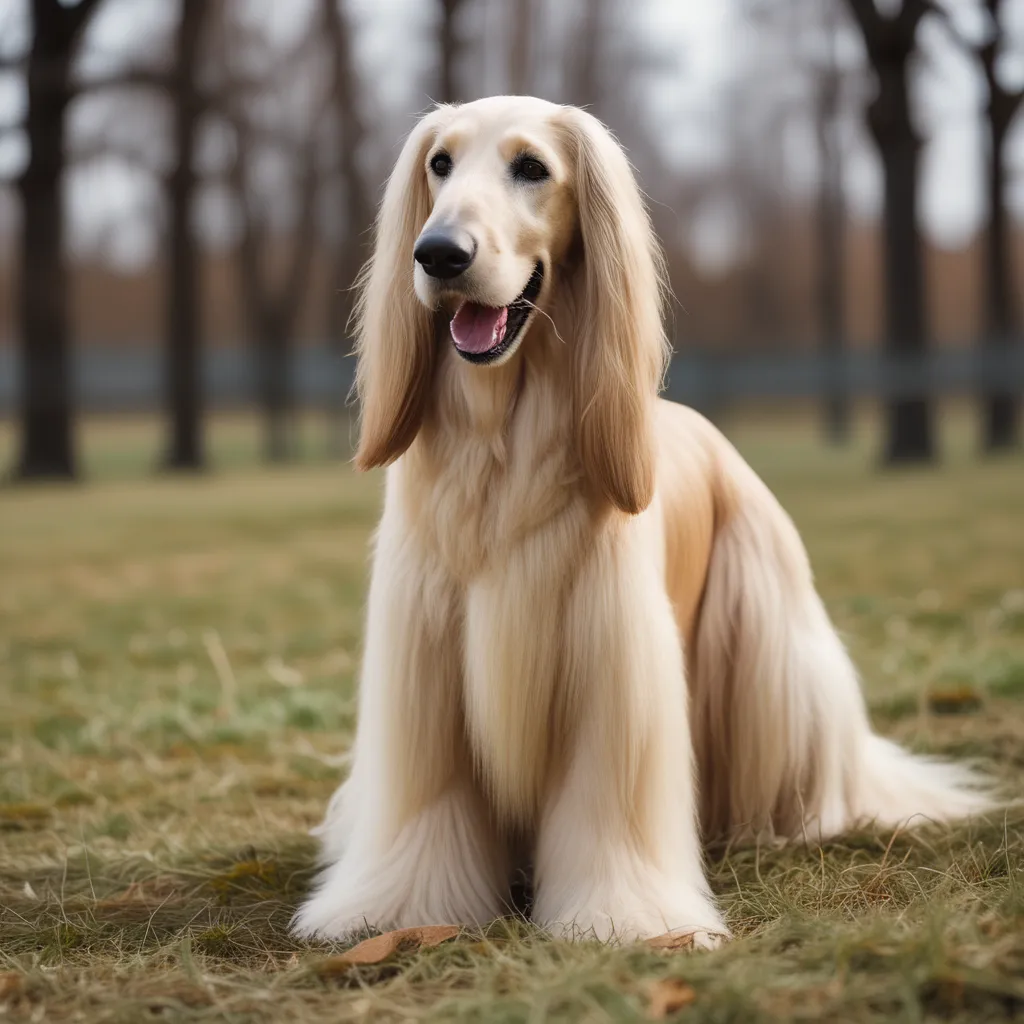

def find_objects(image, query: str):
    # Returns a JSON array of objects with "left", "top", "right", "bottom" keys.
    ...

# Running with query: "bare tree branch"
[
  {"left": 61, "top": 0, "right": 105, "bottom": 39},
  {"left": 846, "top": 0, "right": 884, "bottom": 36},
  {"left": 280, "top": 139, "right": 320, "bottom": 337}
]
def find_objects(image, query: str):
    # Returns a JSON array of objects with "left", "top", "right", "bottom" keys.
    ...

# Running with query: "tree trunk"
[
  {"left": 230, "top": 110, "right": 317, "bottom": 466},
  {"left": 163, "top": 0, "right": 207, "bottom": 471},
  {"left": 979, "top": 1, "right": 1022, "bottom": 453},
  {"left": 812, "top": 6, "right": 849, "bottom": 446},
  {"left": 983, "top": 112, "right": 1017, "bottom": 450},
  {"left": 324, "top": 0, "right": 371, "bottom": 352},
  {"left": 865, "top": 50, "right": 933, "bottom": 463},
  {"left": 880, "top": 172, "right": 929, "bottom": 462},
  {"left": 847, "top": 0, "right": 934, "bottom": 464},
  {"left": 508, "top": 0, "right": 533, "bottom": 95},
  {"left": 439, "top": 0, "right": 466, "bottom": 104},
  {"left": 16, "top": 23, "right": 75, "bottom": 479},
  {"left": 565, "top": 0, "right": 604, "bottom": 108},
  {"left": 258, "top": 320, "right": 291, "bottom": 463},
  {"left": 878, "top": 115, "right": 932, "bottom": 462},
  {"left": 816, "top": 89, "right": 849, "bottom": 445}
]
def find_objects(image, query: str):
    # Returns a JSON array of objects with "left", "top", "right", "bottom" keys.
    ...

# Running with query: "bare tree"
[
  {"left": 322, "top": 0, "right": 372, "bottom": 454},
  {"left": 714, "top": 13, "right": 802, "bottom": 351},
  {"left": 14, "top": 0, "right": 104, "bottom": 480},
  {"left": 847, "top": 0, "right": 934, "bottom": 463},
  {"left": 978, "top": 0, "right": 1023, "bottom": 451},
  {"left": 439, "top": 0, "right": 469, "bottom": 103},
  {"left": 564, "top": 0, "right": 606, "bottom": 109},
  {"left": 163, "top": 0, "right": 210, "bottom": 471},
  {"left": 211, "top": 0, "right": 330, "bottom": 464},
  {"left": 810, "top": 2, "right": 851, "bottom": 444},
  {"left": 230, "top": 118, "right": 320, "bottom": 463},
  {"left": 508, "top": 0, "right": 535, "bottom": 95},
  {"left": 323, "top": 0, "right": 372, "bottom": 350}
]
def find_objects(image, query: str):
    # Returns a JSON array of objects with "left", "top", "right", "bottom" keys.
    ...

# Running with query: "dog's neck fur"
[{"left": 401, "top": 305, "right": 591, "bottom": 582}]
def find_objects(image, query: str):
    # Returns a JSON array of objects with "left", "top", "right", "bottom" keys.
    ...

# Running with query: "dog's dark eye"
[
  {"left": 430, "top": 152, "right": 453, "bottom": 178},
  {"left": 512, "top": 154, "right": 549, "bottom": 182}
]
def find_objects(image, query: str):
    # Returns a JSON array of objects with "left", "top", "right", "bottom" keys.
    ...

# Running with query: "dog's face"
[
  {"left": 355, "top": 96, "right": 668, "bottom": 513},
  {"left": 412, "top": 97, "right": 575, "bottom": 367}
]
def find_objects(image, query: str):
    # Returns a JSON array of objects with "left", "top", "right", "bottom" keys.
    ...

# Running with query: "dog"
[{"left": 293, "top": 96, "right": 990, "bottom": 946}]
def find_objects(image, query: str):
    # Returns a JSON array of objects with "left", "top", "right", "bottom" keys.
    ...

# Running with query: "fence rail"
[{"left": 0, "top": 344, "right": 1021, "bottom": 414}]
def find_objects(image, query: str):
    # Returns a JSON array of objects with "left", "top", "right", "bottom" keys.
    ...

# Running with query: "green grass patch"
[{"left": 1, "top": 411, "right": 1022, "bottom": 1022}]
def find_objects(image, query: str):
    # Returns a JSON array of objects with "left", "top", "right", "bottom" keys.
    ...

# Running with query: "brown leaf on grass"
[
  {"left": 0, "top": 972, "right": 25, "bottom": 1002},
  {"left": 647, "top": 978, "right": 696, "bottom": 1019},
  {"left": 645, "top": 932, "right": 697, "bottom": 953},
  {"left": 102, "top": 881, "right": 143, "bottom": 904},
  {"left": 0, "top": 802, "right": 50, "bottom": 831},
  {"left": 94, "top": 878, "right": 181, "bottom": 910},
  {"left": 928, "top": 686, "right": 982, "bottom": 716},
  {"left": 315, "top": 925, "right": 460, "bottom": 973},
  {"left": 208, "top": 859, "right": 281, "bottom": 897}
]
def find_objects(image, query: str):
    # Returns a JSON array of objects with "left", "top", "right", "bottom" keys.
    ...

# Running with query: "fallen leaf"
[
  {"left": 927, "top": 687, "right": 982, "bottom": 716},
  {"left": 646, "top": 932, "right": 696, "bottom": 952},
  {"left": 95, "top": 878, "right": 181, "bottom": 909},
  {"left": 209, "top": 859, "right": 281, "bottom": 897},
  {"left": 0, "top": 802, "right": 50, "bottom": 831},
  {"left": 0, "top": 973, "right": 24, "bottom": 1002},
  {"left": 647, "top": 978, "right": 696, "bottom": 1019},
  {"left": 315, "top": 925, "right": 460, "bottom": 973}
]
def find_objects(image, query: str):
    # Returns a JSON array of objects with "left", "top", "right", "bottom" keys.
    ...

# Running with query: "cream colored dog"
[{"left": 293, "top": 96, "right": 988, "bottom": 946}]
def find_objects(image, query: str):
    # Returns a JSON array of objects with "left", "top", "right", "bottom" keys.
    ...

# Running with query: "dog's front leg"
[
  {"left": 293, "top": 481, "right": 506, "bottom": 940},
  {"left": 533, "top": 518, "right": 727, "bottom": 946}
]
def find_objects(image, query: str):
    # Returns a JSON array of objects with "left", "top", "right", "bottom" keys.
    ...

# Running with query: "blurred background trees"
[
  {"left": 164, "top": 0, "right": 208, "bottom": 471},
  {"left": 848, "top": 0, "right": 936, "bottom": 463},
  {"left": 0, "top": 0, "right": 1022, "bottom": 480},
  {"left": 15, "top": 0, "right": 104, "bottom": 479},
  {"left": 976, "top": 0, "right": 1024, "bottom": 449}
]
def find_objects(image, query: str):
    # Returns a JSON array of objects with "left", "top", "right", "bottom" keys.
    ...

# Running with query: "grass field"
[{"left": 1, "top": 410, "right": 1023, "bottom": 1023}]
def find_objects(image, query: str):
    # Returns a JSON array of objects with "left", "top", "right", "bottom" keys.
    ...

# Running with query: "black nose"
[{"left": 413, "top": 229, "right": 475, "bottom": 280}]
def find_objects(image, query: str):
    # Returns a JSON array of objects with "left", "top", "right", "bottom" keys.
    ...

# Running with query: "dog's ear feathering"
[
  {"left": 560, "top": 108, "right": 670, "bottom": 516},
  {"left": 352, "top": 111, "right": 443, "bottom": 471}
]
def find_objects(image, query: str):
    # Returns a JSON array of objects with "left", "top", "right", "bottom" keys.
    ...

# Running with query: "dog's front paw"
[
  {"left": 535, "top": 875, "right": 728, "bottom": 947},
  {"left": 292, "top": 864, "right": 496, "bottom": 941},
  {"left": 293, "top": 798, "right": 506, "bottom": 940},
  {"left": 540, "top": 910, "right": 727, "bottom": 947},
  {"left": 291, "top": 887, "right": 379, "bottom": 942}
]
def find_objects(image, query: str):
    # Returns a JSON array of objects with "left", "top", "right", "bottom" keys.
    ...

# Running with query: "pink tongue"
[{"left": 450, "top": 302, "right": 508, "bottom": 354}]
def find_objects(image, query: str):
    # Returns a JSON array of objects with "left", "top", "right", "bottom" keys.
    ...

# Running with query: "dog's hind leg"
[
  {"left": 691, "top": 454, "right": 993, "bottom": 842},
  {"left": 292, "top": 482, "right": 507, "bottom": 939}
]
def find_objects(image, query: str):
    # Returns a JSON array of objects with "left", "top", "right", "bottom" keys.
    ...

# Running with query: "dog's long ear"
[
  {"left": 352, "top": 112, "right": 442, "bottom": 470},
  {"left": 560, "top": 109, "right": 670, "bottom": 515}
]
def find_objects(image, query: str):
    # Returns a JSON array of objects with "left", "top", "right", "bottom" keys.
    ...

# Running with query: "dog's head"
[{"left": 354, "top": 96, "right": 668, "bottom": 514}]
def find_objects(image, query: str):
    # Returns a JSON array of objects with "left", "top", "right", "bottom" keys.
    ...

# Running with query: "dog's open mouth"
[{"left": 449, "top": 263, "right": 544, "bottom": 364}]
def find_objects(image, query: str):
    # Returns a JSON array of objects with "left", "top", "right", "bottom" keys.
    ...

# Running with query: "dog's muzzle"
[{"left": 413, "top": 228, "right": 476, "bottom": 280}]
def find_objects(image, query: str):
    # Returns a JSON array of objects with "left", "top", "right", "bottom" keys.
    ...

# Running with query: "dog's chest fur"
[{"left": 401, "top": 355, "right": 593, "bottom": 825}]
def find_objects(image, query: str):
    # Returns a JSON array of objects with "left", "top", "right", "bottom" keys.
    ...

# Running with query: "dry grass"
[{"left": 1, "top": 409, "right": 1023, "bottom": 1022}]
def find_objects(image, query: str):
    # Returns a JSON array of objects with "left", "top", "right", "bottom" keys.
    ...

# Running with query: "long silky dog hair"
[{"left": 294, "top": 97, "right": 992, "bottom": 946}]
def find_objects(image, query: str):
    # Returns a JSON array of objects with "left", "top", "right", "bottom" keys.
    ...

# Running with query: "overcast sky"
[{"left": 0, "top": 0, "right": 1023, "bottom": 270}]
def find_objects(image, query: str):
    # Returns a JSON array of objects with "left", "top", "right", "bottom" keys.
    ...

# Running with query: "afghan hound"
[{"left": 293, "top": 97, "right": 990, "bottom": 947}]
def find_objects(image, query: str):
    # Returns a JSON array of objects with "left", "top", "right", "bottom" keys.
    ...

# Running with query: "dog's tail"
[{"left": 690, "top": 451, "right": 994, "bottom": 842}]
